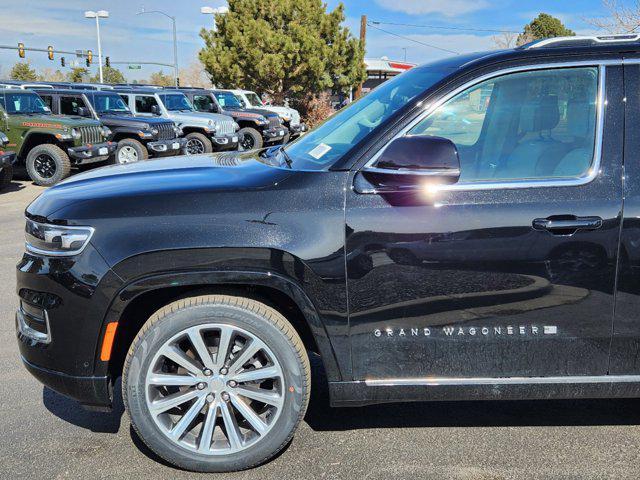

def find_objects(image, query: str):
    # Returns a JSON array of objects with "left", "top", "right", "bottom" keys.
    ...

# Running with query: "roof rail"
[{"left": 524, "top": 34, "right": 640, "bottom": 49}]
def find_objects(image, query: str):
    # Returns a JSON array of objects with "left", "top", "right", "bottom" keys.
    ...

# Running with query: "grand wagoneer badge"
[{"left": 374, "top": 325, "right": 558, "bottom": 337}]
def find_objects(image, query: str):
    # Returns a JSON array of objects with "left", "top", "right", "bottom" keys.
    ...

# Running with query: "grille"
[
  {"left": 156, "top": 123, "right": 176, "bottom": 140},
  {"left": 78, "top": 125, "right": 102, "bottom": 144},
  {"left": 216, "top": 118, "right": 236, "bottom": 135},
  {"left": 268, "top": 116, "right": 281, "bottom": 129}
]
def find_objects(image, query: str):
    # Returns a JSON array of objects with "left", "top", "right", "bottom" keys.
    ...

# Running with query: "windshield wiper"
[{"left": 280, "top": 147, "right": 293, "bottom": 169}]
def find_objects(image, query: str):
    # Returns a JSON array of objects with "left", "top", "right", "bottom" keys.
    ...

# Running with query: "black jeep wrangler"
[
  {"left": 18, "top": 35, "right": 640, "bottom": 473},
  {"left": 172, "top": 88, "right": 287, "bottom": 150},
  {"left": 35, "top": 88, "right": 186, "bottom": 164},
  {"left": 0, "top": 131, "right": 16, "bottom": 190}
]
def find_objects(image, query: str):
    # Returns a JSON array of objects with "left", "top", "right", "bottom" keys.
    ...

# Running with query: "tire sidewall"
[
  {"left": 124, "top": 302, "right": 307, "bottom": 472},
  {"left": 25, "top": 144, "right": 70, "bottom": 186},
  {"left": 238, "top": 128, "right": 263, "bottom": 151},
  {"left": 0, "top": 165, "right": 13, "bottom": 190},
  {"left": 184, "top": 133, "right": 213, "bottom": 154}
]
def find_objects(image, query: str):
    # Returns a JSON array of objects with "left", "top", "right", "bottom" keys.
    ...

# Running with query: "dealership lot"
[{"left": 3, "top": 180, "right": 640, "bottom": 479}]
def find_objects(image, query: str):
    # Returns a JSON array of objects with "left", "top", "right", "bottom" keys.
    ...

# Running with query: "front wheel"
[
  {"left": 25, "top": 144, "right": 71, "bottom": 186},
  {"left": 114, "top": 138, "right": 148, "bottom": 164},
  {"left": 123, "top": 295, "right": 310, "bottom": 472},
  {"left": 184, "top": 132, "right": 213, "bottom": 155},
  {"left": 238, "top": 128, "right": 263, "bottom": 151}
]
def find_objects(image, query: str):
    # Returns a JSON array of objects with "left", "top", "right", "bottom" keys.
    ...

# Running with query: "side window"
[
  {"left": 193, "top": 95, "right": 215, "bottom": 112},
  {"left": 60, "top": 96, "right": 88, "bottom": 116},
  {"left": 408, "top": 67, "right": 599, "bottom": 182},
  {"left": 40, "top": 95, "right": 54, "bottom": 111},
  {"left": 135, "top": 95, "right": 158, "bottom": 114}
]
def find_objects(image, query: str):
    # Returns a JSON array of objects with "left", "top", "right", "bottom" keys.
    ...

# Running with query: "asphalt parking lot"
[{"left": 4, "top": 179, "right": 640, "bottom": 479}]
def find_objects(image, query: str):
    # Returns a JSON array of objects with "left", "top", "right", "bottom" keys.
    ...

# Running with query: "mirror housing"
[
  {"left": 151, "top": 105, "right": 160, "bottom": 115},
  {"left": 76, "top": 107, "right": 88, "bottom": 117},
  {"left": 355, "top": 135, "right": 461, "bottom": 194}
]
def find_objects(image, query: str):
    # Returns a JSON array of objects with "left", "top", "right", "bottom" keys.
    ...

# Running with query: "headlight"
[
  {"left": 233, "top": 122, "right": 240, "bottom": 131},
  {"left": 102, "top": 126, "right": 112, "bottom": 137},
  {"left": 0, "top": 131, "right": 9, "bottom": 145},
  {"left": 71, "top": 128, "right": 81, "bottom": 140},
  {"left": 173, "top": 125, "right": 183, "bottom": 136},
  {"left": 151, "top": 128, "right": 159, "bottom": 136},
  {"left": 255, "top": 116, "right": 268, "bottom": 125},
  {"left": 25, "top": 219, "right": 94, "bottom": 257},
  {"left": 207, "top": 120, "right": 214, "bottom": 127}
]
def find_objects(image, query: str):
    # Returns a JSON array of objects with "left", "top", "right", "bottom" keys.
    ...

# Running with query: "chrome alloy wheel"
[
  {"left": 186, "top": 138, "right": 205, "bottom": 154},
  {"left": 144, "top": 324, "right": 285, "bottom": 455},
  {"left": 117, "top": 146, "right": 139, "bottom": 164}
]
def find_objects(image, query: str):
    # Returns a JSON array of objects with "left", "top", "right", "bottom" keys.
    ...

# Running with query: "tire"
[
  {"left": 114, "top": 138, "right": 148, "bottom": 165},
  {"left": 184, "top": 132, "right": 213, "bottom": 155},
  {"left": 123, "top": 295, "right": 310, "bottom": 473},
  {"left": 0, "top": 165, "right": 13, "bottom": 191},
  {"left": 25, "top": 144, "right": 71, "bottom": 186},
  {"left": 238, "top": 128, "right": 263, "bottom": 151}
]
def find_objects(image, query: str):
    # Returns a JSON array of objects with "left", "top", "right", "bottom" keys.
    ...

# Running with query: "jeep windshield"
[
  {"left": 0, "top": 91, "right": 50, "bottom": 115},
  {"left": 158, "top": 94, "right": 194, "bottom": 112},
  {"left": 87, "top": 93, "right": 131, "bottom": 115},
  {"left": 214, "top": 91, "right": 243, "bottom": 109},
  {"left": 243, "top": 92, "right": 263, "bottom": 107},
  {"left": 278, "top": 60, "right": 465, "bottom": 171}
]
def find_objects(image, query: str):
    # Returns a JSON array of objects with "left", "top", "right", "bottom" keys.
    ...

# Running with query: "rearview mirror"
[{"left": 354, "top": 136, "right": 461, "bottom": 194}]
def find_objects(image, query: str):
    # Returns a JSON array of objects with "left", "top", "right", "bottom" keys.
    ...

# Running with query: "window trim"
[{"left": 361, "top": 60, "right": 610, "bottom": 191}]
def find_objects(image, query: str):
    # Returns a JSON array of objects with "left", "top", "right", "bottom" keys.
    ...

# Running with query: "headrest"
[
  {"left": 519, "top": 94, "right": 560, "bottom": 134},
  {"left": 566, "top": 99, "right": 595, "bottom": 139}
]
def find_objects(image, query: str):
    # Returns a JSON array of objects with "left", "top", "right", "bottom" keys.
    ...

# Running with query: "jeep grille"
[
  {"left": 156, "top": 123, "right": 176, "bottom": 140},
  {"left": 216, "top": 119, "right": 236, "bottom": 136},
  {"left": 268, "top": 116, "right": 281, "bottom": 130},
  {"left": 78, "top": 126, "right": 102, "bottom": 144}
]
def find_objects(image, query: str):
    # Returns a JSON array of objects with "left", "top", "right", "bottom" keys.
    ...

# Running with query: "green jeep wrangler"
[{"left": 0, "top": 89, "right": 116, "bottom": 186}]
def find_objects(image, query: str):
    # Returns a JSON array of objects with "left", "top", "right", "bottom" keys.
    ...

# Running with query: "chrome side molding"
[{"left": 365, "top": 375, "right": 640, "bottom": 387}]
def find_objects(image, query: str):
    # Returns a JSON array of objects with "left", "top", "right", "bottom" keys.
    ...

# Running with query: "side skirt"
[{"left": 329, "top": 376, "right": 640, "bottom": 407}]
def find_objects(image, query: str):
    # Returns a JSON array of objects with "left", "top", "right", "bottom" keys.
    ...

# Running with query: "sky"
[{"left": 0, "top": 0, "right": 612, "bottom": 81}]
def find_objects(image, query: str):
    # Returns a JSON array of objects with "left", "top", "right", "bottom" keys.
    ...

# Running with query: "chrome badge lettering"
[{"left": 374, "top": 325, "right": 558, "bottom": 338}]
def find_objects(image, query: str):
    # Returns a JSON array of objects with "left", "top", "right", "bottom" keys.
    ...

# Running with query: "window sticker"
[{"left": 308, "top": 143, "right": 332, "bottom": 159}]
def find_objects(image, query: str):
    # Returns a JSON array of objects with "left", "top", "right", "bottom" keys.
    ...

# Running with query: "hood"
[
  {"left": 99, "top": 114, "right": 173, "bottom": 129},
  {"left": 14, "top": 113, "right": 102, "bottom": 128},
  {"left": 27, "top": 150, "right": 294, "bottom": 220},
  {"left": 167, "top": 110, "right": 232, "bottom": 127},
  {"left": 261, "top": 105, "right": 297, "bottom": 117}
]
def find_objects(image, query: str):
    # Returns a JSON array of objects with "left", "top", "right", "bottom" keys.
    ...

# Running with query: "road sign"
[{"left": 128, "top": 65, "right": 142, "bottom": 70}]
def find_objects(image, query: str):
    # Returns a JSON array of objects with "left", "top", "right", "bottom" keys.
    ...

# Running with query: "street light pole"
[
  {"left": 137, "top": 9, "right": 179, "bottom": 87},
  {"left": 200, "top": 6, "right": 229, "bottom": 32},
  {"left": 84, "top": 10, "right": 109, "bottom": 84}
]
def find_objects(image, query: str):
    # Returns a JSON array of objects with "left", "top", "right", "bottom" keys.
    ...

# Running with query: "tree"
[
  {"left": 179, "top": 61, "right": 213, "bottom": 88},
  {"left": 199, "top": 0, "right": 366, "bottom": 106},
  {"left": 516, "top": 13, "right": 575, "bottom": 46},
  {"left": 67, "top": 67, "right": 89, "bottom": 83},
  {"left": 587, "top": 0, "right": 640, "bottom": 33},
  {"left": 38, "top": 68, "right": 66, "bottom": 82},
  {"left": 148, "top": 70, "right": 174, "bottom": 86},
  {"left": 90, "top": 66, "right": 125, "bottom": 84},
  {"left": 492, "top": 32, "right": 517, "bottom": 49},
  {"left": 10, "top": 62, "right": 37, "bottom": 81}
]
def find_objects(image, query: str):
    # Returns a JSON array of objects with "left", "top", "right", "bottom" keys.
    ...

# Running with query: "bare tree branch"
[{"left": 586, "top": 0, "right": 640, "bottom": 33}]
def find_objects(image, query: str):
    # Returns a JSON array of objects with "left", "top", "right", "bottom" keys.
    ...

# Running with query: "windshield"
[
  {"left": 282, "top": 66, "right": 456, "bottom": 170},
  {"left": 88, "top": 93, "right": 131, "bottom": 114},
  {"left": 0, "top": 92, "right": 50, "bottom": 114},
  {"left": 244, "top": 92, "right": 263, "bottom": 107},
  {"left": 214, "top": 91, "right": 243, "bottom": 109},
  {"left": 158, "top": 93, "right": 194, "bottom": 111}
]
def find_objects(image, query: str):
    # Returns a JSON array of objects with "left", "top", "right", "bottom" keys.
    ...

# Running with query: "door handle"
[{"left": 532, "top": 216, "right": 603, "bottom": 234}]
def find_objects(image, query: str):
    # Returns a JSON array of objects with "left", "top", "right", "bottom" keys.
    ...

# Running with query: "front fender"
[{"left": 96, "top": 268, "right": 343, "bottom": 382}]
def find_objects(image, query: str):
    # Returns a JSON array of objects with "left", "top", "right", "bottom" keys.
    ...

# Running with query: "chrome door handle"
[{"left": 532, "top": 216, "right": 603, "bottom": 233}]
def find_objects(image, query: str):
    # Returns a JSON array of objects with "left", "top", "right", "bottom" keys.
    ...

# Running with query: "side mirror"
[
  {"left": 207, "top": 104, "right": 216, "bottom": 112},
  {"left": 355, "top": 135, "right": 460, "bottom": 194},
  {"left": 0, "top": 131, "right": 8, "bottom": 147},
  {"left": 76, "top": 106, "right": 88, "bottom": 117},
  {"left": 151, "top": 105, "right": 160, "bottom": 115}
]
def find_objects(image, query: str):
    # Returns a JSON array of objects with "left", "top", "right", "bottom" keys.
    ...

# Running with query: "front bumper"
[
  {"left": 68, "top": 141, "right": 117, "bottom": 164},
  {"left": 263, "top": 127, "right": 287, "bottom": 142},
  {"left": 146, "top": 137, "right": 187, "bottom": 155},
  {"left": 211, "top": 133, "right": 239, "bottom": 151},
  {"left": 0, "top": 151, "right": 17, "bottom": 168}
]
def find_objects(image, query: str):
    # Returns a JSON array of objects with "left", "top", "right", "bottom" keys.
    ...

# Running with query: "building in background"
[{"left": 363, "top": 57, "right": 416, "bottom": 92}]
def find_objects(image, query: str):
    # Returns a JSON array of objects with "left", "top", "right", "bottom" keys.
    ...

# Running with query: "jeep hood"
[
  {"left": 26, "top": 151, "right": 294, "bottom": 220},
  {"left": 169, "top": 111, "right": 231, "bottom": 126},
  {"left": 99, "top": 114, "right": 173, "bottom": 130}
]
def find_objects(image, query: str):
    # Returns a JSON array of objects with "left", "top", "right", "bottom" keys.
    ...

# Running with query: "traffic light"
[
  {"left": 105, "top": 56, "right": 110, "bottom": 68},
  {"left": 61, "top": 57, "right": 65, "bottom": 67},
  {"left": 18, "top": 43, "right": 25, "bottom": 58},
  {"left": 47, "top": 46, "right": 54, "bottom": 61},
  {"left": 86, "top": 50, "right": 93, "bottom": 65}
]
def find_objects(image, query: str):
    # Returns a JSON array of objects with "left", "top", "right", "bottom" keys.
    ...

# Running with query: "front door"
[{"left": 347, "top": 62, "right": 624, "bottom": 380}]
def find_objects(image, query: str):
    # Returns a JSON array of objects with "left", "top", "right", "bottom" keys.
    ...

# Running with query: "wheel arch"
[
  {"left": 18, "top": 132, "right": 62, "bottom": 158},
  {"left": 99, "top": 269, "right": 342, "bottom": 385}
]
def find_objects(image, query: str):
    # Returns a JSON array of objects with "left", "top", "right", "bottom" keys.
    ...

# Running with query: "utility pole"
[{"left": 355, "top": 14, "right": 367, "bottom": 100}]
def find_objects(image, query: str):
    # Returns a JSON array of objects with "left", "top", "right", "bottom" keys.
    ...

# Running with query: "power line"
[
  {"left": 370, "top": 20, "right": 519, "bottom": 35},
  {"left": 367, "top": 23, "right": 460, "bottom": 55}
]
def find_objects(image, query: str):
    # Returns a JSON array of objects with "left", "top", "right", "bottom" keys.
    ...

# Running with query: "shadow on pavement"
[
  {"left": 42, "top": 377, "right": 125, "bottom": 434},
  {"left": 1, "top": 181, "right": 26, "bottom": 194}
]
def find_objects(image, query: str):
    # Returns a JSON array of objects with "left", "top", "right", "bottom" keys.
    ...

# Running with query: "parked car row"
[{"left": 0, "top": 80, "right": 307, "bottom": 187}]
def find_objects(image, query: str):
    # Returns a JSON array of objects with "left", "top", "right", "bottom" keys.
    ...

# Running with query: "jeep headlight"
[
  {"left": 233, "top": 121, "right": 240, "bottom": 131},
  {"left": 255, "top": 116, "right": 268, "bottom": 125},
  {"left": 25, "top": 219, "right": 95, "bottom": 257},
  {"left": 173, "top": 125, "right": 183, "bottom": 136},
  {"left": 71, "top": 128, "right": 81, "bottom": 140},
  {"left": 102, "top": 126, "right": 112, "bottom": 138}
]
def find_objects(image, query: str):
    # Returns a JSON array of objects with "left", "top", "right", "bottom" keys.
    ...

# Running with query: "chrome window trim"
[
  {"left": 365, "top": 374, "right": 640, "bottom": 387},
  {"left": 363, "top": 166, "right": 461, "bottom": 177},
  {"left": 361, "top": 60, "right": 613, "bottom": 192}
]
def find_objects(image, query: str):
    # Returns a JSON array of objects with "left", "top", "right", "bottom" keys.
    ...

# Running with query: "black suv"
[
  {"left": 173, "top": 88, "right": 287, "bottom": 150},
  {"left": 35, "top": 89, "right": 186, "bottom": 164},
  {"left": 0, "top": 131, "right": 16, "bottom": 190},
  {"left": 17, "top": 35, "right": 640, "bottom": 472}
]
